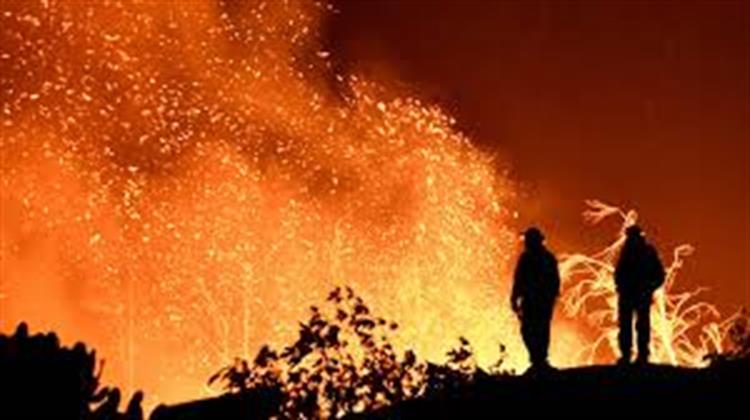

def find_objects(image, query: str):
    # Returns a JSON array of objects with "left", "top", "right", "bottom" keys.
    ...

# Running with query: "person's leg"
[
  {"left": 617, "top": 294, "right": 633, "bottom": 363},
  {"left": 525, "top": 313, "right": 545, "bottom": 367},
  {"left": 636, "top": 296, "right": 651, "bottom": 363},
  {"left": 539, "top": 306, "right": 552, "bottom": 365},
  {"left": 521, "top": 317, "right": 536, "bottom": 365}
]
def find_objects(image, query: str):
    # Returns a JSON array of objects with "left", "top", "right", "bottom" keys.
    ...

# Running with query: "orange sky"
[{"left": 329, "top": 0, "right": 749, "bottom": 312}]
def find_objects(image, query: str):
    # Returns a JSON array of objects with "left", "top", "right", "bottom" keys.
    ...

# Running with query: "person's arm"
[
  {"left": 614, "top": 249, "right": 627, "bottom": 291},
  {"left": 511, "top": 254, "right": 525, "bottom": 315},
  {"left": 650, "top": 246, "right": 666, "bottom": 291},
  {"left": 550, "top": 254, "right": 561, "bottom": 299}
]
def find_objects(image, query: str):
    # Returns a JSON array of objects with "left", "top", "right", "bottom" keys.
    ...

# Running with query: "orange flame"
[{"left": 2, "top": 0, "right": 574, "bottom": 407}]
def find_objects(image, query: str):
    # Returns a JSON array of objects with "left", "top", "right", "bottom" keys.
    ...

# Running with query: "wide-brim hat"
[{"left": 523, "top": 227, "right": 544, "bottom": 243}]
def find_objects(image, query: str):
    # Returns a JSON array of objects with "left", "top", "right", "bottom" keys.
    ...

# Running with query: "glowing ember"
[{"left": 1, "top": 0, "right": 552, "bottom": 406}]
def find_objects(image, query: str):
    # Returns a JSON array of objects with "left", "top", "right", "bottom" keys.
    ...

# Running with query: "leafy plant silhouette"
[
  {"left": 209, "top": 286, "right": 508, "bottom": 418},
  {"left": 0, "top": 323, "right": 143, "bottom": 420}
]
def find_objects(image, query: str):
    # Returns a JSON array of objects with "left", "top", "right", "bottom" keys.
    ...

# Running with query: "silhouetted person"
[
  {"left": 615, "top": 225, "right": 665, "bottom": 365},
  {"left": 511, "top": 227, "right": 560, "bottom": 371}
]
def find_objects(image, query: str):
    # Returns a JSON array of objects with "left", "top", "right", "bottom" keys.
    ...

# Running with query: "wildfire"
[
  {"left": 0, "top": 0, "right": 734, "bottom": 412},
  {"left": 1, "top": 0, "right": 532, "bottom": 407}
]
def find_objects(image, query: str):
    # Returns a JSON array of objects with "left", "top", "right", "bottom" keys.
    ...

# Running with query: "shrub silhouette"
[
  {"left": 209, "top": 286, "right": 508, "bottom": 418},
  {"left": 0, "top": 322, "right": 143, "bottom": 420}
]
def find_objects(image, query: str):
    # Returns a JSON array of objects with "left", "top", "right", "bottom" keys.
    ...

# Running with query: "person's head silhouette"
[
  {"left": 523, "top": 227, "right": 545, "bottom": 250},
  {"left": 625, "top": 225, "right": 645, "bottom": 245}
]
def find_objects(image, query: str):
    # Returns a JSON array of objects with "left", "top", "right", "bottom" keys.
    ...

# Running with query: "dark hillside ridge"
[{"left": 151, "top": 360, "right": 750, "bottom": 419}]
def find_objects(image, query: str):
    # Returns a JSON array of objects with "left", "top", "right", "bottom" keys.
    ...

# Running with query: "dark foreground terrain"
[{"left": 151, "top": 359, "right": 750, "bottom": 419}]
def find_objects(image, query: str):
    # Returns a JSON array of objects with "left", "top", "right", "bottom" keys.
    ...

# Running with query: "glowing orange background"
[
  {"left": 1, "top": 0, "right": 530, "bottom": 407},
  {"left": 330, "top": 1, "right": 749, "bottom": 313}
]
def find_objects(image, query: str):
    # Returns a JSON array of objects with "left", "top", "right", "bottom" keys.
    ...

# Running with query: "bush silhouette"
[
  {"left": 0, "top": 323, "right": 143, "bottom": 420},
  {"left": 209, "top": 286, "right": 508, "bottom": 418}
]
